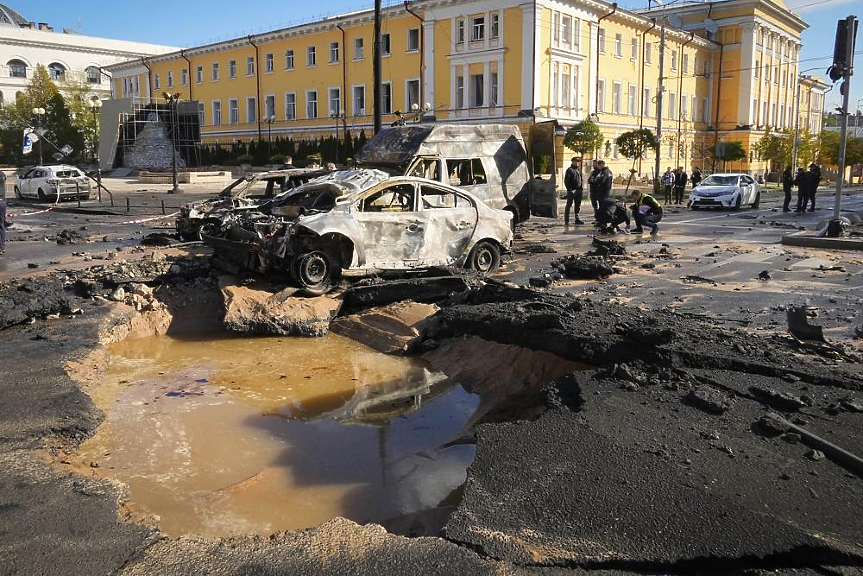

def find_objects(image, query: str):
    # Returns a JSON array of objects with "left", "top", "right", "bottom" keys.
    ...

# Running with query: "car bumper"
[{"left": 689, "top": 193, "right": 737, "bottom": 208}]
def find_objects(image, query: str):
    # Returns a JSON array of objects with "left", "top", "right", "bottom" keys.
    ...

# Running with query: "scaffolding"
[{"left": 112, "top": 96, "right": 202, "bottom": 169}]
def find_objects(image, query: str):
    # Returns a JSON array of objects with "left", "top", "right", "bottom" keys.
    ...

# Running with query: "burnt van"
[{"left": 354, "top": 123, "right": 558, "bottom": 224}]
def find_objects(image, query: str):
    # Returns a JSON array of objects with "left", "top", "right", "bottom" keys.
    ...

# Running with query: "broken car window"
[
  {"left": 421, "top": 184, "right": 472, "bottom": 209},
  {"left": 409, "top": 158, "right": 442, "bottom": 181},
  {"left": 360, "top": 183, "right": 416, "bottom": 212},
  {"left": 447, "top": 158, "right": 487, "bottom": 187}
]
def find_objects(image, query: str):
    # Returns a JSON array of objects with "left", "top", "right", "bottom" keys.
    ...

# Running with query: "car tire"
[
  {"left": 732, "top": 194, "right": 742, "bottom": 211},
  {"left": 466, "top": 240, "right": 501, "bottom": 274},
  {"left": 13, "top": 186, "right": 21, "bottom": 199},
  {"left": 37, "top": 188, "right": 46, "bottom": 202},
  {"left": 751, "top": 192, "right": 760, "bottom": 209},
  {"left": 294, "top": 250, "right": 339, "bottom": 296}
]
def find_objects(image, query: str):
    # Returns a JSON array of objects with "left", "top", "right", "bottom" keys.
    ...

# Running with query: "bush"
[{"left": 237, "top": 153, "right": 254, "bottom": 165}]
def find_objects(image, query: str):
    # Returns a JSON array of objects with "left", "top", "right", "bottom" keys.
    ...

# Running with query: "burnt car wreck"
[{"left": 201, "top": 169, "right": 514, "bottom": 294}]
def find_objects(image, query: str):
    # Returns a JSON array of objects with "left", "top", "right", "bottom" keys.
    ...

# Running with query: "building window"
[
  {"left": 645, "top": 42, "right": 652, "bottom": 64},
  {"left": 472, "top": 17, "right": 485, "bottom": 41},
  {"left": 553, "top": 12, "right": 559, "bottom": 45},
  {"left": 703, "top": 59, "right": 710, "bottom": 77},
  {"left": 212, "top": 100, "right": 221, "bottom": 126},
  {"left": 265, "top": 53, "right": 274, "bottom": 73},
  {"left": 683, "top": 54, "right": 689, "bottom": 74},
  {"left": 671, "top": 50, "right": 678, "bottom": 71},
  {"left": 643, "top": 87, "right": 651, "bottom": 116},
  {"left": 669, "top": 92, "right": 677, "bottom": 119},
  {"left": 631, "top": 38, "right": 638, "bottom": 61},
  {"left": 470, "top": 74, "right": 483, "bottom": 107},
  {"left": 198, "top": 102, "right": 205, "bottom": 126},
  {"left": 598, "top": 28, "right": 605, "bottom": 53},
  {"left": 229, "top": 60, "right": 237, "bottom": 78},
  {"left": 490, "top": 71, "right": 499, "bottom": 107},
  {"left": 229, "top": 98, "right": 238, "bottom": 124},
  {"left": 285, "top": 93, "right": 296, "bottom": 120},
  {"left": 86, "top": 66, "right": 101, "bottom": 84},
  {"left": 48, "top": 62, "right": 65, "bottom": 81},
  {"left": 561, "top": 15, "right": 572, "bottom": 48},
  {"left": 612, "top": 82, "right": 622, "bottom": 114},
  {"left": 407, "top": 29, "right": 419, "bottom": 52},
  {"left": 181, "top": 69, "right": 188, "bottom": 86},
  {"left": 692, "top": 95, "right": 698, "bottom": 121},
  {"left": 212, "top": 63, "right": 219, "bottom": 81},
  {"left": 597, "top": 78, "right": 605, "bottom": 113},
  {"left": 352, "top": 86, "right": 365, "bottom": 116},
  {"left": 8, "top": 59, "right": 27, "bottom": 79},
  {"left": 628, "top": 84, "right": 636, "bottom": 115},
  {"left": 614, "top": 34, "right": 622, "bottom": 57},
  {"left": 307, "top": 46, "right": 316, "bottom": 67},
  {"left": 285, "top": 50, "right": 294, "bottom": 70},
  {"left": 329, "top": 42, "right": 339, "bottom": 64},
  {"left": 265, "top": 94, "right": 276, "bottom": 119},
  {"left": 681, "top": 93, "right": 688, "bottom": 119},
  {"left": 247, "top": 97, "right": 257, "bottom": 123},
  {"left": 455, "top": 75, "right": 465, "bottom": 109},
  {"left": 703, "top": 98, "right": 709, "bottom": 124},
  {"left": 354, "top": 38, "right": 364, "bottom": 60},
  {"left": 491, "top": 13, "right": 500, "bottom": 39},
  {"left": 381, "top": 82, "right": 392, "bottom": 113},
  {"left": 154, "top": 73, "right": 161, "bottom": 90},
  {"left": 456, "top": 18, "right": 465, "bottom": 44},
  {"left": 195, "top": 65, "right": 203, "bottom": 84},
  {"left": 167, "top": 71, "right": 174, "bottom": 87},
  {"left": 329, "top": 87, "right": 341, "bottom": 116},
  {"left": 774, "top": 65, "right": 779, "bottom": 84},
  {"left": 382, "top": 33, "right": 391, "bottom": 56},
  {"left": 246, "top": 56, "right": 255, "bottom": 76},
  {"left": 306, "top": 90, "right": 318, "bottom": 119},
  {"left": 407, "top": 79, "right": 420, "bottom": 110}
]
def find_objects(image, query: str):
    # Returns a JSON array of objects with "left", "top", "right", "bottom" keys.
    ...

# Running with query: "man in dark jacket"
[
  {"left": 588, "top": 159, "right": 612, "bottom": 216},
  {"left": 690, "top": 167, "right": 702, "bottom": 188},
  {"left": 563, "top": 157, "right": 584, "bottom": 225},
  {"left": 806, "top": 163, "right": 821, "bottom": 212},
  {"left": 673, "top": 166, "right": 688, "bottom": 205},
  {"left": 630, "top": 189, "right": 663, "bottom": 234},
  {"left": 793, "top": 167, "right": 808, "bottom": 213},
  {"left": 595, "top": 196, "right": 630, "bottom": 234},
  {"left": 781, "top": 166, "right": 793, "bottom": 212}
]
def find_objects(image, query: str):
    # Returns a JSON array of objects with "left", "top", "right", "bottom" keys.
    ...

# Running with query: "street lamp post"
[
  {"left": 264, "top": 115, "right": 276, "bottom": 159},
  {"left": 162, "top": 92, "right": 182, "bottom": 194},
  {"left": 89, "top": 96, "right": 104, "bottom": 202},
  {"left": 31, "top": 107, "right": 45, "bottom": 165}
]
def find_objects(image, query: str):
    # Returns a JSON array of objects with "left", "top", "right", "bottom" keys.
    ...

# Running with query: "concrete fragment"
[
  {"left": 553, "top": 255, "right": 614, "bottom": 279},
  {"left": 343, "top": 276, "right": 473, "bottom": 310},
  {"left": 685, "top": 385, "right": 731, "bottom": 414},
  {"left": 220, "top": 277, "right": 342, "bottom": 336},
  {"left": 748, "top": 385, "right": 808, "bottom": 411},
  {"left": 331, "top": 300, "right": 439, "bottom": 354}
]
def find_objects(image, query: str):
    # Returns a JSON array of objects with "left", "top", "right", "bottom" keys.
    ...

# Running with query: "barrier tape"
[
  {"left": 7, "top": 189, "right": 61, "bottom": 218},
  {"left": 7, "top": 206, "right": 179, "bottom": 226}
]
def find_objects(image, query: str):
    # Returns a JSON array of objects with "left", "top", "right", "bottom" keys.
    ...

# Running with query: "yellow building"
[{"left": 104, "top": 0, "right": 827, "bottom": 177}]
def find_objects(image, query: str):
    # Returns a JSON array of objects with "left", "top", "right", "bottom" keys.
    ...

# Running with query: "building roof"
[{"left": 0, "top": 4, "right": 27, "bottom": 27}]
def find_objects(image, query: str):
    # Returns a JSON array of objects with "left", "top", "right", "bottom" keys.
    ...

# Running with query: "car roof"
[{"left": 706, "top": 173, "right": 745, "bottom": 177}]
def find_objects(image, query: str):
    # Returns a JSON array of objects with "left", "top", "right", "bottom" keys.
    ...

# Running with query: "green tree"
[
  {"left": 0, "top": 64, "right": 61, "bottom": 164},
  {"left": 712, "top": 140, "right": 746, "bottom": 171},
  {"left": 45, "top": 92, "right": 85, "bottom": 162},
  {"left": 563, "top": 118, "right": 604, "bottom": 156},
  {"left": 752, "top": 128, "right": 792, "bottom": 169},
  {"left": 819, "top": 130, "right": 863, "bottom": 174},
  {"left": 616, "top": 128, "right": 659, "bottom": 193}
]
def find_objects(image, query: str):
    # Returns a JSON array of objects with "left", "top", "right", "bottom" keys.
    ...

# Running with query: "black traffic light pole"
[{"left": 831, "top": 15, "right": 857, "bottom": 223}]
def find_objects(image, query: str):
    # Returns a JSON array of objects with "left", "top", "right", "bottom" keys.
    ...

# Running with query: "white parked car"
[
  {"left": 689, "top": 173, "right": 760, "bottom": 210},
  {"left": 14, "top": 165, "right": 91, "bottom": 202}
]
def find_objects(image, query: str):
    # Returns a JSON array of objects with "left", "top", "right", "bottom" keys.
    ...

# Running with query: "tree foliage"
[
  {"left": 819, "top": 130, "right": 863, "bottom": 168},
  {"left": 563, "top": 119, "right": 604, "bottom": 156},
  {"left": 616, "top": 128, "right": 659, "bottom": 192},
  {"left": 752, "top": 129, "right": 791, "bottom": 167}
]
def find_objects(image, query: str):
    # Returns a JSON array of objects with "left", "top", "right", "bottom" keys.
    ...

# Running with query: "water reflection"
[{"left": 76, "top": 333, "right": 478, "bottom": 537}]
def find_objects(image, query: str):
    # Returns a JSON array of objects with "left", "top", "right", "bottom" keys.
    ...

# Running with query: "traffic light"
[{"left": 829, "top": 17, "right": 858, "bottom": 82}]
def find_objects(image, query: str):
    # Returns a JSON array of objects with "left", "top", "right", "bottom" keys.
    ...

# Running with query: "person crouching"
[
  {"left": 595, "top": 197, "right": 630, "bottom": 234},
  {"left": 629, "top": 189, "right": 663, "bottom": 235}
]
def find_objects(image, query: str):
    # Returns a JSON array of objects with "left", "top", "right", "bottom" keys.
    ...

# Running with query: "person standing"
[
  {"left": 629, "top": 188, "right": 663, "bottom": 234},
  {"left": 793, "top": 167, "right": 808, "bottom": 213},
  {"left": 806, "top": 163, "right": 821, "bottom": 212},
  {"left": 661, "top": 167, "right": 675, "bottom": 204},
  {"left": 564, "top": 157, "right": 584, "bottom": 225},
  {"left": 588, "top": 159, "right": 612, "bottom": 216},
  {"left": 673, "top": 166, "right": 688, "bottom": 205},
  {"left": 781, "top": 166, "right": 793, "bottom": 212},
  {"left": 0, "top": 169, "right": 6, "bottom": 256},
  {"left": 690, "top": 167, "right": 702, "bottom": 189}
]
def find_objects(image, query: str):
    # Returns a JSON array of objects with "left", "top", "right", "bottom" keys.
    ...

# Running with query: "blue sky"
[{"left": 20, "top": 0, "right": 861, "bottom": 111}]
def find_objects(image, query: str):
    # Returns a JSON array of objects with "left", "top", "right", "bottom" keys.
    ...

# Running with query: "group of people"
[
  {"left": 661, "top": 166, "right": 701, "bottom": 205},
  {"left": 781, "top": 163, "right": 822, "bottom": 213},
  {"left": 564, "top": 157, "right": 663, "bottom": 235}
]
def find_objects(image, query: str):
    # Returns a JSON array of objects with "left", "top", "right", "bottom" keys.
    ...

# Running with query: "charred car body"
[
  {"left": 176, "top": 168, "right": 326, "bottom": 240},
  {"left": 204, "top": 169, "right": 513, "bottom": 294}
]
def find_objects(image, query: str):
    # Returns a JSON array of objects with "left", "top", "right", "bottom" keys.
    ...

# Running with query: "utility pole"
[
  {"left": 373, "top": 0, "right": 382, "bottom": 135},
  {"left": 831, "top": 15, "right": 857, "bottom": 226},
  {"left": 791, "top": 77, "right": 802, "bottom": 170},
  {"left": 653, "top": 22, "right": 666, "bottom": 194}
]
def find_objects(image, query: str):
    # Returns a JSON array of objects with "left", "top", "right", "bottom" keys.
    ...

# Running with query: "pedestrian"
[
  {"left": 0, "top": 170, "right": 6, "bottom": 256},
  {"left": 690, "top": 167, "right": 702, "bottom": 189},
  {"left": 781, "top": 166, "right": 793, "bottom": 212},
  {"left": 806, "top": 163, "right": 821, "bottom": 212},
  {"left": 629, "top": 188, "right": 663, "bottom": 234},
  {"left": 793, "top": 167, "right": 808, "bottom": 213},
  {"left": 564, "top": 157, "right": 584, "bottom": 226},
  {"left": 588, "top": 159, "right": 612, "bottom": 216},
  {"left": 661, "top": 166, "right": 674, "bottom": 204},
  {"left": 280, "top": 155, "right": 295, "bottom": 169},
  {"left": 595, "top": 196, "right": 630, "bottom": 234},
  {"left": 673, "top": 166, "right": 688, "bottom": 205}
]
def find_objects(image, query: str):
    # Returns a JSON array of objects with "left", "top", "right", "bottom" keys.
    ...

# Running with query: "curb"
[{"left": 781, "top": 231, "right": 863, "bottom": 250}]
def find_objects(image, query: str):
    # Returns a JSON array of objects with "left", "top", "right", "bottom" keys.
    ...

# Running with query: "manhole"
[{"left": 75, "top": 333, "right": 478, "bottom": 537}]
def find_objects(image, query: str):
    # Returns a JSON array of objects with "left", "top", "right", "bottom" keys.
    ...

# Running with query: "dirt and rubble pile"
[
  {"left": 331, "top": 300, "right": 439, "bottom": 354},
  {"left": 552, "top": 255, "right": 615, "bottom": 279},
  {"left": 0, "top": 276, "right": 72, "bottom": 329}
]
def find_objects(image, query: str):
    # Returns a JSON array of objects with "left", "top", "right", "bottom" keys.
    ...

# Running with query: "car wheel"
[
  {"left": 294, "top": 251, "right": 339, "bottom": 296},
  {"left": 37, "top": 188, "right": 46, "bottom": 202},
  {"left": 466, "top": 240, "right": 501, "bottom": 274},
  {"left": 731, "top": 193, "right": 742, "bottom": 211},
  {"left": 14, "top": 186, "right": 21, "bottom": 199},
  {"left": 751, "top": 192, "right": 761, "bottom": 209}
]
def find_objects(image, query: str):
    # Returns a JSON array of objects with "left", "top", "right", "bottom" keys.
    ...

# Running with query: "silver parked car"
[
  {"left": 689, "top": 173, "right": 761, "bottom": 210},
  {"left": 14, "top": 164, "right": 91, "bottom": 202}
]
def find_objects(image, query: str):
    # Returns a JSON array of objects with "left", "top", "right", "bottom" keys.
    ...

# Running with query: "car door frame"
[
  {"left": 353, "top": 181, "right": 427, "bottom": 270},
  {"left": 418, "top": 181, "right": 479, "bottom": 266}
]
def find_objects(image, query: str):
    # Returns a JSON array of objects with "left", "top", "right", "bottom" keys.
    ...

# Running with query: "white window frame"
[
  {"left": 181, "top": 68, "right": 187, "bottom": 86},
  {"left": 212, "top": 62, "right": 219, "bottom": 81},
  {"left": 328, "top": 87, "right": 341, "bottom": 116},
  {"left": 382, "top": 33, "right": 391, "bottom": 56},
  {"left": 471, "top": 16, "right": 485, "bottom": 42},
  {"left": 456, "top": 18, "right": 465, "bottom": 44},
  {"left": 407, "top": 29, "right": 420, "bottom": 53},
  {"left": 229, "top": 98, "right": 239, "bottom": 125},
  {"left": 645, "top": 42, "right": 652, "bottom": 64},
  {"left": 455, "top": 75, "right": 465, "bottom": 109},
  {"left": 491, "top": 13, "right": 500, "bottom": 39},
  {"left": 229, "top": 60, "right": 237, "bottom": 78},
  {"left": 352, "top": 85, "right": 365, "bottom": 117},
  {"left": 285, "top": 92, "right": 297, "bottom": 120},
  {"left": 167, "top": 71, "right": 174, "bottom": 87},
  {"left": 353, "top": 38, "right": 364, "bottom": 60},
  {"left": 329, "top": 42, "right": 339, "bottom": 64},
  {"left": 612, "top": 81, "right": 622, "bottom": 114},
  {"left": 246, "top": 56, "right": 255, "bottom": 76},
  {"left": 285, "top": 50, "right": 294, "bottom": 70},
  {"left": 631, "top": 38, "right": 638, "bottom": 61},
  {"left": 381, "top": 81, "right": 393, "bottom": 113},
  {"left": 307, "top": 46, "right": 316, "bottom": 67},
  {"left": 406, "top": 78, "right": 420, "bottom": 111},
  {"left": 198, "top": 102, "right": 205, "bottom": 126},
  {"left": 643, "top": 87, "right": 651, "bottom": 117},
  {"left": 627, "top": 84, "right": 637, "bottom": 115},
  {"left": 246, "top": 96, "right": 257, "bottom": 123},
  {"left": 470, "top": 73, "right": 484, "bottom": 107},
  {"left": 264, "top": 94, "right": 276, "bottom": 120},
  {"left": 154, "top": 73, "right": 161, "bottom": 90},
  {"left": 306, "top": 90, "right": 318, "bottom": 119},
  {"left": 614, "top": 33, "right": 622, "bottom": 58},
  {"left": 212, "top": 100, "right": 222, "bottom": 126},
  {"left": 195, "top": 65, "right": 203, "bottom": 84},
  {"left": 490, "top": 70, "right": 499, "bottom": 108},
  {"left": 598, "top": 28, "right": 605, "bottom": 54},
  {"left": 265, "top": 53, "right": 274, "bottom": 73},
  {"left": 671, "top": 50, "right": 678, "bottom": 71},
  {"left": 597, "top": 78, "right": 605, "bottom": 113}
]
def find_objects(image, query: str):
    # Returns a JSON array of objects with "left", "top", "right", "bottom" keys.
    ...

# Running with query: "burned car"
[
  {"left": 176, "top": 167, "right": 326, "bottom": 240},
  {"left": 203, "top": 170, "right": 513, "bottom": 294}
]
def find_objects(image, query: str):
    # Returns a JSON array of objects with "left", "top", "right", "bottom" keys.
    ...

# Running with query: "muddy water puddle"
[{"left": 76, "top": 333, "right": 477, "bottom": 537}]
